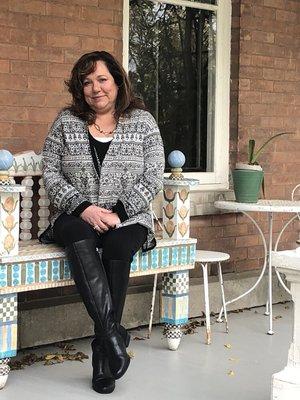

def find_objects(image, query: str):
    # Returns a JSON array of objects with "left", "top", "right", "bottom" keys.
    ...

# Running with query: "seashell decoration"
[
  {"left": 2, "top": 197, "right": 18, "bottom": 213},
  {"left": 163, "top": 203, "right": 175, "bottom": 219},
  {"left": 178, "top": 206, "right": 188, "bottom": 220},
  {"left": 164, "top": 188, "right": 176, "bottom": 202},
  {"left": 178, "top": 222, "right": 188, "bottom": 237},
  {"left": 164, "top": 220, "right": 175, "bottom": 238},
  {"left": 178, "top": 188, "right": 188, "bottom": 203},
  {"left": 4, "top": 233, "right": 15, "bottom": 253},
  {"left": 3, "top": 214, "right": 17, "bottom": 231}
]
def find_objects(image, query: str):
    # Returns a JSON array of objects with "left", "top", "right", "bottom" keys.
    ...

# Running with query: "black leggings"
[{"left": 53, "top": 213, "right": 148, "bottom": 262}]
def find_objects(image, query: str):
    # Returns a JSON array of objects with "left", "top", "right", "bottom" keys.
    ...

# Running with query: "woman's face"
[{"left": 83, "top": 60, "right": 118, "bottom": 114}]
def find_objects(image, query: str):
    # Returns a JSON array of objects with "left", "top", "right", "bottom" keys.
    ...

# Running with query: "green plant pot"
[{"left": 232, "top": 169, "right": 264, "bottom": 203}]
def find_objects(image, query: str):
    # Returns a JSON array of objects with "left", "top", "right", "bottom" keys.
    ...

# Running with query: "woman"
[{"left": 41, "top": 51, "right": 165, "bottom": 394}]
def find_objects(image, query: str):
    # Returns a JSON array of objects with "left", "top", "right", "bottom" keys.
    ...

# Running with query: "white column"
[{"left": 272, "top": 260, "right": 300, "bottom": 400}]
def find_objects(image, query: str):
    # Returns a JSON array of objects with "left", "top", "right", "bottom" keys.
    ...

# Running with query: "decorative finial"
[
  {"left": 167, "top": 150, "right": 186, "bottom": 180},
  {"left": 0, "top": 150, "right": 14, "bottom": 184}
]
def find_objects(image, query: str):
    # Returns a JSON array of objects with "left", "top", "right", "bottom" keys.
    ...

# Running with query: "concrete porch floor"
[{"left": 1, "top": 302, "right": 293, "bottom": 400}]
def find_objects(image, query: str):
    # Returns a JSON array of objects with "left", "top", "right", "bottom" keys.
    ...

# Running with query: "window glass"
[{"left": 129, "top": 0, "right": 216, "bottom": 172}]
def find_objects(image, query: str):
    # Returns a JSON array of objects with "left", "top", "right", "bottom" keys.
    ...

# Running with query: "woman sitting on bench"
[{"left": 41, "top": 50, "right": 165, "bottom": 394}]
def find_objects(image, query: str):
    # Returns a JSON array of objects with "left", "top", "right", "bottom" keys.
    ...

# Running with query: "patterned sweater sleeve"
[
  {"left": 42, "top": 113, "right": 89, "bottom": 214},
  {"left": 119, "top": 112, "right": 165, "bottom": 218}
]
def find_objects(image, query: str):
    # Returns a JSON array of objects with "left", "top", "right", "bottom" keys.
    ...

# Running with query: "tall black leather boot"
[
  {"left": 91, "top": 338, "right": 115, "bottom": 394},
  {"left": 66, "top": 239, "right": 130, "bottom": 380},
  {"left": 103, "top": 259, "right": 132, "bottom": 347}
]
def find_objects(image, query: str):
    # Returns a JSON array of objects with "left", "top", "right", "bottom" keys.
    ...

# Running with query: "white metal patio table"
[{"left": 214, "top": 199, "right": 300, "bottom": 335}]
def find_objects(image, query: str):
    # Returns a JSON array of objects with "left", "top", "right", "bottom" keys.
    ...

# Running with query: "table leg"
[
  {"left": 201, "top": 263, "right": 211, "bottom": 345},
  {"left": 267, "top": 212, "right": 274, "bottom": 335},
  {"left": 161, "top": 270, "right": 189, "bottom": 351}
]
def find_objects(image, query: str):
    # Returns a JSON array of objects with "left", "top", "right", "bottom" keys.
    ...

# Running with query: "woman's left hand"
[{"left": 100, "top": 212, "right": 121, "bottom": 230}]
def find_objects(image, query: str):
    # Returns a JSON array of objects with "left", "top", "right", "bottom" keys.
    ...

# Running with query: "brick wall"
[
  {"left": 0, "top": 0, "right": 123, "bottom": 153},
  {"left": 191, "top": 0, "right": 300, "bottom": 275}
]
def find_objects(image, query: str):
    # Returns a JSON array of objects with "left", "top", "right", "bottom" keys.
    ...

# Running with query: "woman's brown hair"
[{"left": 65, "top": 51, "right": 145, "bottom": 124}]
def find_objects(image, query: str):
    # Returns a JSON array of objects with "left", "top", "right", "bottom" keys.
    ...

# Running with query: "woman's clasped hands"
[{"left": 80, "top": 205, "right": 121, "bottom": 233}]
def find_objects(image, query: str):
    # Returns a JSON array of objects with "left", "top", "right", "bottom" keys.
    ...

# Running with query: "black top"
[{"left": 72, "top": 133, "right": 128, "bottom": 222}]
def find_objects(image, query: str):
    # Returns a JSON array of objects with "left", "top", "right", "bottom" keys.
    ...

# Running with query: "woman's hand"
[
  {"left": 100, "top": 212, "right": 121, "bottom": 229},
  {"left": 80, "top": 205, "right": 113, "bottom": 233}
]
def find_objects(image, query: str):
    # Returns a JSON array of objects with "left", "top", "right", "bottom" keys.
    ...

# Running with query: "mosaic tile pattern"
[
  {"left": 161, "top": 270, "right": 189, "bottom": 325},
  {"left": 0, "top": 243, "right": 196, "bottom": 291},
  {"left": 0, "top": 294, "right": 17, "bottom": 358}
]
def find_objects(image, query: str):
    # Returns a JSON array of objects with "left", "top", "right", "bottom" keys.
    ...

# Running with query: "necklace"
[{"left": 94, "top": 123, "right": 115, "bottom": 136}]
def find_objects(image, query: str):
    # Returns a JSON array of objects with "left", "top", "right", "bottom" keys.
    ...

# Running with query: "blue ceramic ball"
[
  {"left": 0, "top": 149, "right": 14, "bottom": 170},
  {"left": 167, "top": 150, "right": 185, "bottom": 168}
]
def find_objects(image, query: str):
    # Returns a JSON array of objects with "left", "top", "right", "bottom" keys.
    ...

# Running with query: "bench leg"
[
  {"left": 161, "top": 270, "right": 189, "bottom": 351},
  {"left": 0, "top": 293, "right": 18, "bottom": 389}
]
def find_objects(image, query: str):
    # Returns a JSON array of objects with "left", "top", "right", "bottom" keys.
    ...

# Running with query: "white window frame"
[{"left": 123, "top": 0, "right": 232, "bottom": 192}]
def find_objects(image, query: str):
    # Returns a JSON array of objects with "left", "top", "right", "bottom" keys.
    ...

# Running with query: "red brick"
[
  {"left": 253, "top": 6, "right": 276, "bottom": 20},
  {"left": 0, "top": 106, "right": 28, "bottom": 121},
  {"left": 0, "top": 0, "right": 9, "bottom": 11},
  {"left": 58, "top": 0, "right": 98, "bottom": 5},
  {"left": 28, "top": 76, "right": 65, "bottom": 92},
  {"left": 263, "top": 0, "right": 286, "bottom": 9},
  {"left": 98, "top": 24, "right": 122, "bottom": 40},
  {"left": 240, "top": 65, "right": 263, "bottom": 79},
  {"left": 239, "top": 90, "right": 262, "bottom": 103},
  {"left": 0, "top": 43, "right": 28, "bottom": 60},
  {"left": 0, "top": 73, "right": 28, "bottom": 90},
  {"left": 82, "top": 6, "right": 114, "bottom": 24},
  {"left": 29, "top": 15, "right": 65, "bottom": 33},
  {"left": 276, "top": 10, "right": 297, "bottom": 22},
  {"left": 212, "top": 213, "right": 237, "bottom": 226},
  {"left": 250, "top": 79, "right": 273, "bottom": 92},
  {"left": 228, "top": 248, "right": 248, "bottom": 261},
  {"left": 29, "top": 46, "right": 64, "bottom": 62},
  {"left": 0, "top": 60, "right": 9, "bottom": 73},
  {"left": 113, "top": 10, "right": 122, "bottom": 25},
  {"left": 0, "top": 26, "right": 10, "bottom": 42},
  {"left": 0, "top": 10, "right": 28, "bottom": 28},
  {"left": 0, "top": 92, "right": 46, "bottom": 107},
  {"left": 65, "top": 19, "right": 98, "bottom": 36},
  {"left": 0, "top": 122, "right": 13, "bottom": 137},
  {"left": 45, "top": 93, "right": 70, "bottom": 107},
  {"left": 81, "top": 36, "right": 114, "bottom": 52},
  {"left": 248, "top": 245, "right": 265, "bottom": 259},
  {"left": 260, "top": 116, "right": 284, "bottom": 128},
  {"left": 251, "top": 55, "right": 274, "bottom": 67},
  {"left": 236, "top": 259, "right": 261, "bottom": 272},
  {"left": 274, "top": 81, "right": 299, "bottom": 94},
  {"left": 9, "top": 0, "right": 46, "bottom": 15},
  {"left": 47, "top": 33, "right": 80, "bottom": 49},
  {"left": 99, "top": 0, "right": 123, "bottom": 11},
  {"left": 284, "top": 71, "right": 299, "bottom": 82},
  {"left": 11, "top": 61, "right": 47, "bottom": 76},
  {"left": 274, "top": 57, "right": 296, "bottom": 70},
  {"left": 223, "top": 224, "right": 248, "bottom": 237},
  {"left": 48, "top": 63, "right": 73, "bottom": 78},
  {"left": 263, "top": 68, "right": 283, "bottom": 81},
  {"left": 241, "top": 41, "right": 285, "bottom": 57},
  {"left": 10, "top": 28, "right": 47, "bottom": 46},
  {"left": 27, "top": 107, "right": 59, "bottom": 123},
  {"left": 285, "top": 0, "right": 300, "bottom": 12},
  {"left": 46, "top": 2, "right": 81, "bottom": 19},
  {"left": 240, "top": 79, "right": 251, "bottom": 90},
  {"left": 64, "top": 49, "right": 86, "bottom": 64},
  {"left": 13, "top": 122, "right": 48, "bottom": 137}
]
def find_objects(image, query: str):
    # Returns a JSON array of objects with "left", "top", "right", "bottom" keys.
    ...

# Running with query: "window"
[{"left": 123, "top": 0, "right": 231, "bottom": 189}]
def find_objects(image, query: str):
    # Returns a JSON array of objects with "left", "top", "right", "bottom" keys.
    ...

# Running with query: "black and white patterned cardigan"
[{"left": 42, "top": 108, "right": 165, "bottom": 251}]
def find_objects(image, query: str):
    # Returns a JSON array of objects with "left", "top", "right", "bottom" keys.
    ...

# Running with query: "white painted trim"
[{"left": 123, "top": 0, "right": 232, "bottom": 191}]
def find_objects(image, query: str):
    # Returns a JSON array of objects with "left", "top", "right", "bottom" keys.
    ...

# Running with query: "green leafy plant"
[{"left": 247, "top": 132, "right": 293, "bottom": 165}]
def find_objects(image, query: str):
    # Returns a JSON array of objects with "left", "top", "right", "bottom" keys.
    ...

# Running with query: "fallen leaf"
[
  {"left": 128, "top": 351, "right": 135, "bottom": 358},
  {"left": 224, "top": 343, "right": 232, "bottom": 349},
  {"left": 228, "top": 357, "right": 239, "bottom": 362},
  {"left": 227, "top": 370, "right": 235, "bottom": 377},
  {"left": 133, "top": 336, "right": 147, "bottom": 341},
  {"left": 273, "top": 315, "right": 282, "bottom": 320}
]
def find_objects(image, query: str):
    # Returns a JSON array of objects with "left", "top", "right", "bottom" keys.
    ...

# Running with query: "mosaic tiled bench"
[{"left": 0, "top": 151, "right": 197, "bottom": 389}]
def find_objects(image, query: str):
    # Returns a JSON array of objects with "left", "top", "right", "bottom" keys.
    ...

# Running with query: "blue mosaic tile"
[
  {"left": 141, "top": 252, "right": 149, "bottom": 271},
  {"left": 51, "top": 260, "right": 60, "bottom": 281},
  {"left": 190, "top": 244, "right": 196, "bottom": 263},
  {"left": 180, "top": 246, "right": 188, "bottom": 265},
  {"left": 130, "top": 254, "right": 138, "bottom": 272},
  {"left": 171, "top": 247, "right": 178, "bottom": 266},
  {"left": 0, "top": 265, "right": 7, "bottom": 287},
  {"left": 161, "top": 248, "right": 169, "bottom": 267},
  {"left": 39, "top": 260, "right": 47, "bottom": 283},
  {"left": 150, "top": 249, "right": 158, "bottom": 269},
  {"left": 12, "top": 264, "right": 21, "bottom": 286},
  {"left": 25, "top": 262, "right": 35, "bottom": 285},
  {"left": 63, "top": 260, "right": 71, "bottom": 279}
]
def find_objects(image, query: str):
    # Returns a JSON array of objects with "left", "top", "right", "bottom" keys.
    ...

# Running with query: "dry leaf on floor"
[
  {"left": 227, "top": 370, "right": 235, "bottom": 377},
  {"left": 228, "top": 357, "right": 239, "bottom": 362},
  {"left": 133, "top": 336, "right": 147, "bottom": 341},
  {"left": 273, "top": 315, "right": 282, "bottom": 320},
  {"left": 128, "top": 351, "right": 135, "bottom": 358},
  {"left": 224, "top": 343, "right": 232, "bottom": 349}
]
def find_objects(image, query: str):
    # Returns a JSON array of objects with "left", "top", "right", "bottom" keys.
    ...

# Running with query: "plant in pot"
[{"left": 233, "top": 132, "right": 293, "bottom": 203}]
